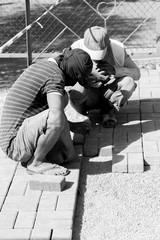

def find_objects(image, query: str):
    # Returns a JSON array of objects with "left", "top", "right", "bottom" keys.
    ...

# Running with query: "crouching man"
[{"left": 0, "top": 48, "right": 93, "bottom": 175}]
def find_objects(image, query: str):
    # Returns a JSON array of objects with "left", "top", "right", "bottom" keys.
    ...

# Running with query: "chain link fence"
[{"left": 0, "top": 0, "right": 160, "bottom": 61}]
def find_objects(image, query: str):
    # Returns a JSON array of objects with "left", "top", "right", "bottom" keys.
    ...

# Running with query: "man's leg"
[
  {"left": 9, "top": 109, "right": 69, "bottom": 175},
  {"left": 100, "top": 76, "right": 137, "bottom": 127},
  {"left": 69, "top": 82, "right": 99, "bottom": 114},
  {"left": 68, "top": 82, "right": 99, "bottom": 133},
  {"left": 47, "top": 114, "right": 77, "bottom": 164},
  {"left": 109, "top": 76, "right": 137, "bottom": 111}
]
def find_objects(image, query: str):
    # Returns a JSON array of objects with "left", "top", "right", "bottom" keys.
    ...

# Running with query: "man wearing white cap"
[{"left": 69, "top": 26, "right": 141, "bottom": 127}]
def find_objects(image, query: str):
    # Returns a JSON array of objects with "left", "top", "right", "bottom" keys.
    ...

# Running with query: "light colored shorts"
[
  {"left": 8, "top": 91, "right": 69, "bottom": 162},
  {"left": 8, "top": 109, "right": 49, "bottom": 162}
]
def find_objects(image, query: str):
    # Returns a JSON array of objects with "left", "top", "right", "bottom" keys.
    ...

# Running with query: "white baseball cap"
[{"left": 83, "top": 26, "right": 110, "bottom": 60}]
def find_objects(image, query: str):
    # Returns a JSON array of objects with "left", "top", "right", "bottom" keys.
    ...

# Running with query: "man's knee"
[
  {"left": 69, "top": 89, "right": 88, "bottom": 105},
  {"left": 120, "top": 77, "right": 137, "bottom": 93}
]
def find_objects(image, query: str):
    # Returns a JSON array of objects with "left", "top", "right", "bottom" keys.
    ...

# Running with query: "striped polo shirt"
[{"left": 0, "top": 59, "right": 65, "bottom": 154}]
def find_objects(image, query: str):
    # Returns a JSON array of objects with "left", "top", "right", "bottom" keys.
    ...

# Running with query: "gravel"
[{"left": 72, "top": 159, "right": 160, "bottom": 240}]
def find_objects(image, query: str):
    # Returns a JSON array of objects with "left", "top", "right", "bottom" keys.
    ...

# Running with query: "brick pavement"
[{"left": 0, "top": 69, "right": 160, "bottom": 239}]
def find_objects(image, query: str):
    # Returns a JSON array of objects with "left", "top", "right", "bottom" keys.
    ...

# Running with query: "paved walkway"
[{"left": 0, "top": 69, "right": 160, "bottom": 240}]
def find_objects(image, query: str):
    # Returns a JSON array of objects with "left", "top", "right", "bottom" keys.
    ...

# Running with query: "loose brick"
[
  {"left": 29, "top": 175, "right": 66, "bottom": 192},
  {"left": 128, "top": 153, "right": 144, "bottom": 173}
]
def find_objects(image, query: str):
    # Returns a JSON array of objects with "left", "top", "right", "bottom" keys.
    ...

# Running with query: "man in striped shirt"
[{"left": 0, "top": 48, "right": 93, "bottom": 175}]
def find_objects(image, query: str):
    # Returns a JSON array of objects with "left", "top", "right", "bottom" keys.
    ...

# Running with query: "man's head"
[
  {"left": 83, "top": 26, "right": 110, "bottom": 60},
  {"left": 58, "top": 48, "right": 93, "bottom": 85}
]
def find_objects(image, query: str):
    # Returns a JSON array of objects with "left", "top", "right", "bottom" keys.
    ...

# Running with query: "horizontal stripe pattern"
[{"left": 0, "top": 60, "right": 65, "bottom": 154}]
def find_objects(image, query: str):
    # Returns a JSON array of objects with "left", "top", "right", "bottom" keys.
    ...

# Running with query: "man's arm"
[
  {"left": 32, "top": 92, "right": 65, "bottom": 163},
  {"left": 115, "top": 51, "right": 141, "bottom": 80}
]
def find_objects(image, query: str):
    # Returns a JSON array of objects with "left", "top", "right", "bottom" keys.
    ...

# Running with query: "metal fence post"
[
  {"left": 25, "top": 0, "right": 32, "bottom": 66},
  {"left": 156, "top": 6, "right": 160, "bottom": 54}
]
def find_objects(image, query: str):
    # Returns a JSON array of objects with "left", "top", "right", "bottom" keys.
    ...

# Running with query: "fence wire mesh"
[{"left": 0, "top": 0, "right": 160, "bottom": 58}]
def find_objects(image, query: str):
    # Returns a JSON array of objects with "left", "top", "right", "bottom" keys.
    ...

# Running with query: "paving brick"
[
  {"left": 34, "top": 218, "right": 72, "bottom": 229},
  {"left": 128, "top": 153, "right": 144, "bottom": 173},
  {"left": 0, "top": 165, "right": 17, "bottom": 177},
  {"left": 99, "top": 145, "right": 112, "bottom": 158},
  {"left": 0, "top": 148, "right": 7, "bottom": 158},
  {"left": 114, "top": 141, "right": 142, "bottom": 153},
  {"left": 144, "top": 157, "right": 160, "bottom": 166},
  {"left": 88, "top": 131, "right": 112, "bottom": 139},
  {"left": 112, "top": 153, "right": 127, "bottom": 173},
  {"left": 69, "top": 160, "right": 81, "bottom": 170},
  {"left": 0, "top": 181, "right": 11, "bottom": 196},
  {"left": 8, "top": 180, "right": 27, "bottom": 195},
  {"left": 120, "top": 103, "right": 139, "bottom": 113},
  {"left": 116, "top": 113, "right": 128, "bottom": 123},
  {"left": 72, "top": 133, "right": 85, "bottom": 145},
  {"left": 56, "top": 195, "right": 76, "bottom": 211},
  {"left": 0, "top": 156, "right": 17, "bottom": 167},
  {"left": 29, "top": 175, "right": 66, "bottom": 192},
  {"left": 114, "top": 130, "right": 127, "bottom": 143},
  {"left": 14, "top": 211, "right": 36, "bottom": 229},
  {"left": 141, "top": 121, "right": 155, "bottom": 133},
  {"left": 141, "top": 113, "right": 160, "bottom": 121},
  {"left": 143, "top": 140, "right": 159, "bottom": 153},
  {"left": 142, "top": 131, "right": 160, "bottom": 141},
  {"left": 38, "top": 194, "right": 58, "bottom": 211},
  {"left": 99, "top": 137, "right": 112, "bottom": 147},
  {"left": 141, "top": 102, "right": 153, "bottom": 113},
  {"left": 0, "top": 196, "right": 5, "bottom": 209},
  {"left": 83, "top": 137, "right": 98, "bottom": 157},
  {"left": 30, "top": 228, "right": 51, "bottom": 240},
  {"left": 151, "top": 88, "right": 160, "bottom": 98},
  {"left": 0, "top": 229, "right": 31, "bottom": 240},
  {"left": 100, "top": 126, "right": 113, "bottom": 133},
  {"left": 52, "top": 229, "right": 72, "bottom": 240},
  {"left": 0, "top": 211, "right": 18, "bottom": 228},
  {"left": 65, "top": 167, "right": 80, "bottom": 182},
  {"left": 153, "top": 103, "right": 160, "bottom": 112},
  {"left": 139, "top": 88, "right": 152, "bottom": 99},
  {"left": 74, "top": 145, "right": 83, "bottom": 156},
  {"left": 2, "top": 194, "right": 40, "bottom": 211},
  {"left": 36, "top": 210, "right": 73, "bottom": 220},
  {"left": 128, "top": 131, "right": 141, "bottom": 142}
]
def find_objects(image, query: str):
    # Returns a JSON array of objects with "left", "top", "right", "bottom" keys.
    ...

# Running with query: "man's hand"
[{"left": 88, "top": 61, "right": 116, "bottom": 88}]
